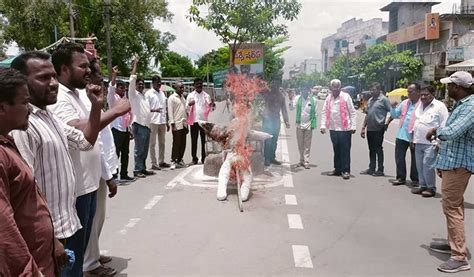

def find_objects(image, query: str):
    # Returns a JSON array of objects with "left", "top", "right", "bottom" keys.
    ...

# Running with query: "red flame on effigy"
[{"left": 225, "top": 73, "right": 267, "bottom": 173}]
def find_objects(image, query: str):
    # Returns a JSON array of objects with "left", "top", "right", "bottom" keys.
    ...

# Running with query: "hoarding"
[
  {"left": 425, "top": 13, "right": 440, "bottom": 40},
  {"left": 230, "top": 43, "right": 264, "bottom": 77}
]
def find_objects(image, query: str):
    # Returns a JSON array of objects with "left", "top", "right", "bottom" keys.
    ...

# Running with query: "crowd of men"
[
  {"left": 0, "top": 41, "right": 214, "bottom": 277},
  {"left": 0, "top": 39, "right": 472, "bottom": 275}
]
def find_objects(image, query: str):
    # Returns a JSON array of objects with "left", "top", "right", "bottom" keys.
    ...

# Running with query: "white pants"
[
  {"left": 83, "top": 179, "right": 107, "bottom": 271},
  {"left": 149, "top": 123, "right": 167, "bottom": 166},
  {"left": 217, "top": 152, "right": 253, "bottom": 201},
  {"left": 296, "top": 127, "right": 313, "bottom": 165}
]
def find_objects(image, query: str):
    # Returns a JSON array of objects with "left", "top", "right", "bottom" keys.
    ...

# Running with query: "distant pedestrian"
[
  {"left": 262, "top": 78, "right": 290, "bottom": 166},
  {"left": 168, "top": 82, "right": 188, "bottom": 170},
  {"left": 388, "top": 83, "right": 420, "bottom": 186},
  {"left": 148, "top": 75, "right": 171, "bottom": 170},
  {"left": 320, "top": 79, "right": 357, "bottom": 180},
  {"left": 360, "top": 82, "right": 391, "bottom": 177},
  {"left": 186, "top": 78, "right": 214, "bottom": 165},
  {"left": 290, "top": 86, "right": 317, "bottom": 169},
  {"left": 426, "top": 71, "right": 473, "bottom": 273},
  {"left": 410, "top": 86, "right": 448, "bottom": 198}
]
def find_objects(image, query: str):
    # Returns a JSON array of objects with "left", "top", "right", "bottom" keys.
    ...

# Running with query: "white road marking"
[
  {"left": 166, "top": 166, "right": 195, "bottom": 188},
  {"left": 119, "top": 218, "right": 141, "bottom": 235},
  {"left": 292, "top": 245, "right": 314, "bottom": 268},
  {"left": 280, "top": 127, "right": 295, "bottom": 188},
  {"left": 100, "top": 250, "right": 109, "bottom": 255},
  {"left": 285, "top": 194, "right": 298, "bottom": 205},
  {"left": 384, "top": 139, "right": 396, "bottom": 146},
  {"left": 288, "top": 214, "right": 304, "bottom": 229},
  {"left": 144, "top": 195, "right": 163, "bottom": 210}
]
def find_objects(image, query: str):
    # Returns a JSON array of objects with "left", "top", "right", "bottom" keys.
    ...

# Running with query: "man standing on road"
[
  {"left": 320, "top": 79, "right": 357, "bottom": 180},
  {"left": 187, "top": 78, "right": 214, "bottom": 165},
  {"left": 290, "top": 85, "right": 317, "bottom": 169},
  {"left": 411, "top": 86, "right": 448, "bottom": 198},
  {"left": 262, "top": 78, "right": 290, "bottom": 166},
  {"left": 108, "top": 66, "right": 135, "bottom": 182},
  {"left": 426, "top": 71, "right": 473, "bottom": 273},
  {"left": 168, "top": 82, "right": 188, "bottom": 170},
  {"left": 148, "top": 75, "right": 170, "bottom": 170},
  {"left": 360, "top": 82, "right": 392, "bottom": 177},
  {"left": 388, "top": 83, "right": 420, "bottom": 186}
]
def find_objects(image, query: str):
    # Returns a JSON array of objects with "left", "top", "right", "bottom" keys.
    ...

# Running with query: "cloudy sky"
[{"left": 155, "top": 0, "right": 459, "bottom": 73}]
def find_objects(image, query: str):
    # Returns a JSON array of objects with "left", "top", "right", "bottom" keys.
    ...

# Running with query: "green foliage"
[
  {"left": 0, "top": 0, "right": 174, "bottom": 75},
  {"left": 160, "top": 51, "right": 195, "bottom": 77},
  {"left": 325, "top": 42, "right": 424, "bottom": 90},
  {"left": 195, "top": 46, "right": 230, "bottom": 80},
  {"left": 188, "top": 0, "right": 301, "bottom": 65}
]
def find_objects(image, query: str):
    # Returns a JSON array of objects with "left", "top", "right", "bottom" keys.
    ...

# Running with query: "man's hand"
[
  {"left": 285, "top": 122, "right": 290, "bottom": 129},
  {"left": 437, "top": 169, "right": 442, "bottom": 178},
  {"left": 112, "top": 65, "right": 120, "bottom": 74},
  {"left": 188, "top": 100, "right": 195, "bottom": 106},
  {"left": 112, "top": 98, "right": 131, "bottom": 116},
  {"left": 361, "top": 127, "right": 366, "bottom": 139},
  {"left": 86, "top": 84, "right": 104, "bottom": 108},
  {"left": 426, "top": 128, "right": 437, "bottom": 141},
  {"left": 54, "top": 238, "right": 68, "bottom": 268},
  {"left": 351, "top": 129, "right": 356, "bottom": 134},
  {"left": 410, "top": 142, "right": 415, "bottom": 150},
  {"left": 320, "top": 128, "right": 326, "bottom": 134},
  {"left": 384, "top": 123, "right": 389, "bottom": 132},
  {"left": 391, "top": 101, "right": 399, "bottom": 108},
  {"left": 106, "top": 179, "right": 118, "bottom": 198},
  {"left": 151, "top": 107, "right": 163, "bottom": 113},
  {"left": 166, "top": 124, "right": 170, "bottom": 132},
  {"left": 171, "top": 124, "right": 177, "bottom": 132}
]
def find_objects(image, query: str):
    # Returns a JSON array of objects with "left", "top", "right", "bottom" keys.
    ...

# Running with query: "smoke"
[{"left": 225, "top": 73, "right": 268, "bottom": 172}]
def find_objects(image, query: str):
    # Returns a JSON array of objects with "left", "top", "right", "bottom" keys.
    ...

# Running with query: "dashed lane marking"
[
  {"left": 285, "top": 194, "right": 298, "bottom": 205},
  {"left": 292, "top": 245, "right": 314, "bottom": 268},
  {"left": 118, "top": 218, "right": 141, "bottom": 235},
  {"left": 288, "top": 214, "right": 304, "bottom": 229},
  {"left": 384, "top": 139, "right": 396, "bottom": 146},
  {"left": 144, "top": 195, "right": 163, "bottom": 210}
]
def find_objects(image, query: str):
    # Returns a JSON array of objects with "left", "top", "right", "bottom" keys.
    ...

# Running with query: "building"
[
  {"left": 300, "top": 58, "right": 321, "bottom": 75},
  {"left": 321, "top": 18, "right": 388, "bottom": 72}
]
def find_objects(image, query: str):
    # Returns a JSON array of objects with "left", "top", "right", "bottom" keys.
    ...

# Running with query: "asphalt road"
[{"left": 100, "top": 100, "right": 473, "bottom": 277}]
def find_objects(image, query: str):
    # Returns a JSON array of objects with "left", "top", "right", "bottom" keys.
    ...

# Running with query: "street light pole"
[{"left": 104, "top": 0, "right": 113, "bottom": 80}]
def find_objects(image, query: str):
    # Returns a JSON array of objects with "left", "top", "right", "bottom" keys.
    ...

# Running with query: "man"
[
  {"left": 262, "top": 78, "right": 290, "bottom": 166},
  {"left": 128, "top": 57, "right": 154, "bottom": 178},
  {"left": 108, "top": 66, "right": 135, "bottom": 181},
  {"left": 320, "top": 79, "right": 357, "bottom": 180},
  {"left": 360, "top": 82, "right": 391, "bottom": 176},
  {"left": 426, "top": 71, "right": 473, "bottom": 273},
  {"left": 290, "top": 85, "right": 317, "bottom": 169},
  {"left": 411, "top": 86, "right": 448, "bottom": 198},
  {"left": 83, "top": 58, "right": 118, "bottom": 276},
  {"left": 0, "top": 68, "right": 59, "bottom": 276},
  {"left": 187, "top": 78, "right": 214, "bottom": 165},
  {"left": 49, "top": 42, "right": 129, "bottom": 277},
  {"left": 148, "top": 75, "right": 170, "bottom": 170},
  {"left": 388, "top": 83, "right": 420, "bottom": 185},
  {"left": 168, "top": 82, "right": 188, "bottom": 170}
]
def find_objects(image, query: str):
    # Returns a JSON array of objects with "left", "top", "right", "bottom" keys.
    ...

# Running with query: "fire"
[{"left": 225, "top": 73, "right": 267, "bottom": 173}]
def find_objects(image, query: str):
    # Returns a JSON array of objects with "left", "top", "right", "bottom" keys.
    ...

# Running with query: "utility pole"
[
  {"left": 68, "top": 0, "right": 75, "bottom": 37},
  {"left": 104, "top": 0, "right": 113, "bottom": 80}
]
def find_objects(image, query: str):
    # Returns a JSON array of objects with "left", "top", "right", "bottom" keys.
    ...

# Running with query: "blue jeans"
[
  {"left": 62, "top": 191, "right": 97, "bottom": 277},
  {"left": 263, "top": 116, "right": 281, "bottom": 163},
  {"left": 132, "top": 122, "right": 150, "bottom": 173},
  {"left": 415, "top": 143, "right": 437, "bottom": 190},
  {"left": 330, "top": 130, "right": 352, "bottom": 173}
]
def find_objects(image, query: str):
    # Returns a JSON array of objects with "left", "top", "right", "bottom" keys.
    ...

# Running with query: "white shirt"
[
  {"left": 10, "top": 104, "right": 91, "bottom": 239},
  {"left": 291, "top": 95, "right": 318, "bottom": 129},
  {"left": 186, "top": 90, "right": 211, "bottom": 123},
  {"left": 107, "top": 84, "right": 132, "bottom": 132},
  {"left": 99, "top": 125, "right": 119, "bottom": 181},
  {"left": 128, "top": 75, "right": 151, "bottom": 127},
  {"left": 320, "top": 92, "right": 357, "bottom": 131},
  {"left": 413, "top": 99, "right": 449, "bottom": 144},
  {"left": 168, "top": 93, "right": 187, "bottom": 130},
  {"left": 148, "top": 87, "right": 168, "bottom": 125},
  {"left": 49, "top": 83, "right": 102, "bottom": 196}
]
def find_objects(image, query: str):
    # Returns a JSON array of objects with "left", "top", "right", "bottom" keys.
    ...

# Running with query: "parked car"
[{"left": 317, "top": 87, "right": 329, "bottom": 99}]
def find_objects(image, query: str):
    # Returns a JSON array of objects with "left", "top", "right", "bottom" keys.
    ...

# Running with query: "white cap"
[{"left": 440, "top": 71, "right": 473, "bottom": 88}]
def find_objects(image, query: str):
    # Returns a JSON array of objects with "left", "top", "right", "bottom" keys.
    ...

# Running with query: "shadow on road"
[
  {"left": 108, "top": 256, "right": 131, "bottom": 276},
  {"left": 420, "top": 238, "right": 472, "bottom": 262}
]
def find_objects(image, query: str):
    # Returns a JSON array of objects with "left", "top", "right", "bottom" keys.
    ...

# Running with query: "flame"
[{"left": 225, "top": 73, "right": 267, "bottom": 174}]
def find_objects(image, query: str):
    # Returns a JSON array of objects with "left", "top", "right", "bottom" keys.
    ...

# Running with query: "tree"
[
  {"left": 0, "top": 0, "right": 175, "bottom": 75},
  {"left": 195, "top": 46, "right": 230, "bottom": 80},
  {"left": 160, "top": 51, "right": 195, "bottom": 77},
  {"left": 188, "top": 0, "right": 301, "bottom": 66}
]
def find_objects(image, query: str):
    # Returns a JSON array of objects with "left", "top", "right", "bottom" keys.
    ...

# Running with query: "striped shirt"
[
  {"left": 436, "top": 94, "right": 474, "bottom": 172},
  {"left": 10, "top": 104, "right": 92, "bottom": 239}
]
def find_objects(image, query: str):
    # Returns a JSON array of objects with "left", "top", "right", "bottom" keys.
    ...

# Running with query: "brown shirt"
[{"left": 0, "top": 135, "right": 56, "bottom": 277}]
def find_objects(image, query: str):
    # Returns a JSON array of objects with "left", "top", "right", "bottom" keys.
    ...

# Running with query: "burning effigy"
[{"left": 200, "top": 73, "right": 270, "bottom": 203}]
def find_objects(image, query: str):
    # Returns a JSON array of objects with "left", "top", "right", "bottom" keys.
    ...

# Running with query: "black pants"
[
  {"left": 112, "top": 127, "right": 130, "bottom": 178},
  {"left": 190, "top": 122, "right": 206, "bottom": 163},
  {"left": 329, "top": 130, "right": 352, "bottom": 173},
  {"left": 172, "top": 128, "right": 187, "bottom": 162},
  {"left": 367, "top": 130, "right": 385, "bottom": 172},
  {"left": 395, "top": 138, "right": 418, "bottom": 182}
]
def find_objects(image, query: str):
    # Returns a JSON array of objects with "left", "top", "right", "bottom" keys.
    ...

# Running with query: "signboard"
[
  {"left": 422, "top": 65, "right": 435, "bottom": 81},
  {"left": 425, "top": 13, "right": 440, "bottom": 40},
  {"left": 387, "top": 22, "right": 425, "bottom": 45},
  {"left": 212, "top": 70, "right": 228, "bottom": 88},
  {"left": 231, "top": 43, "right": 264, "bottom": 77},
  {"left": 447, "top": 47, "right": 464, "bottom": 62}
]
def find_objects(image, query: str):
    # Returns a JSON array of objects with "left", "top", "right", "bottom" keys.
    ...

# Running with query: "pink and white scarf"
[{"left": 325, "top": 93, "right": 349, "bottom": 130}]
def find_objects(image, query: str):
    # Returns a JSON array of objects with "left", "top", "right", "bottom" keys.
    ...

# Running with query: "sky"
[{"left": 155, "top": 0, "right": 459, "bottom": 73}]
